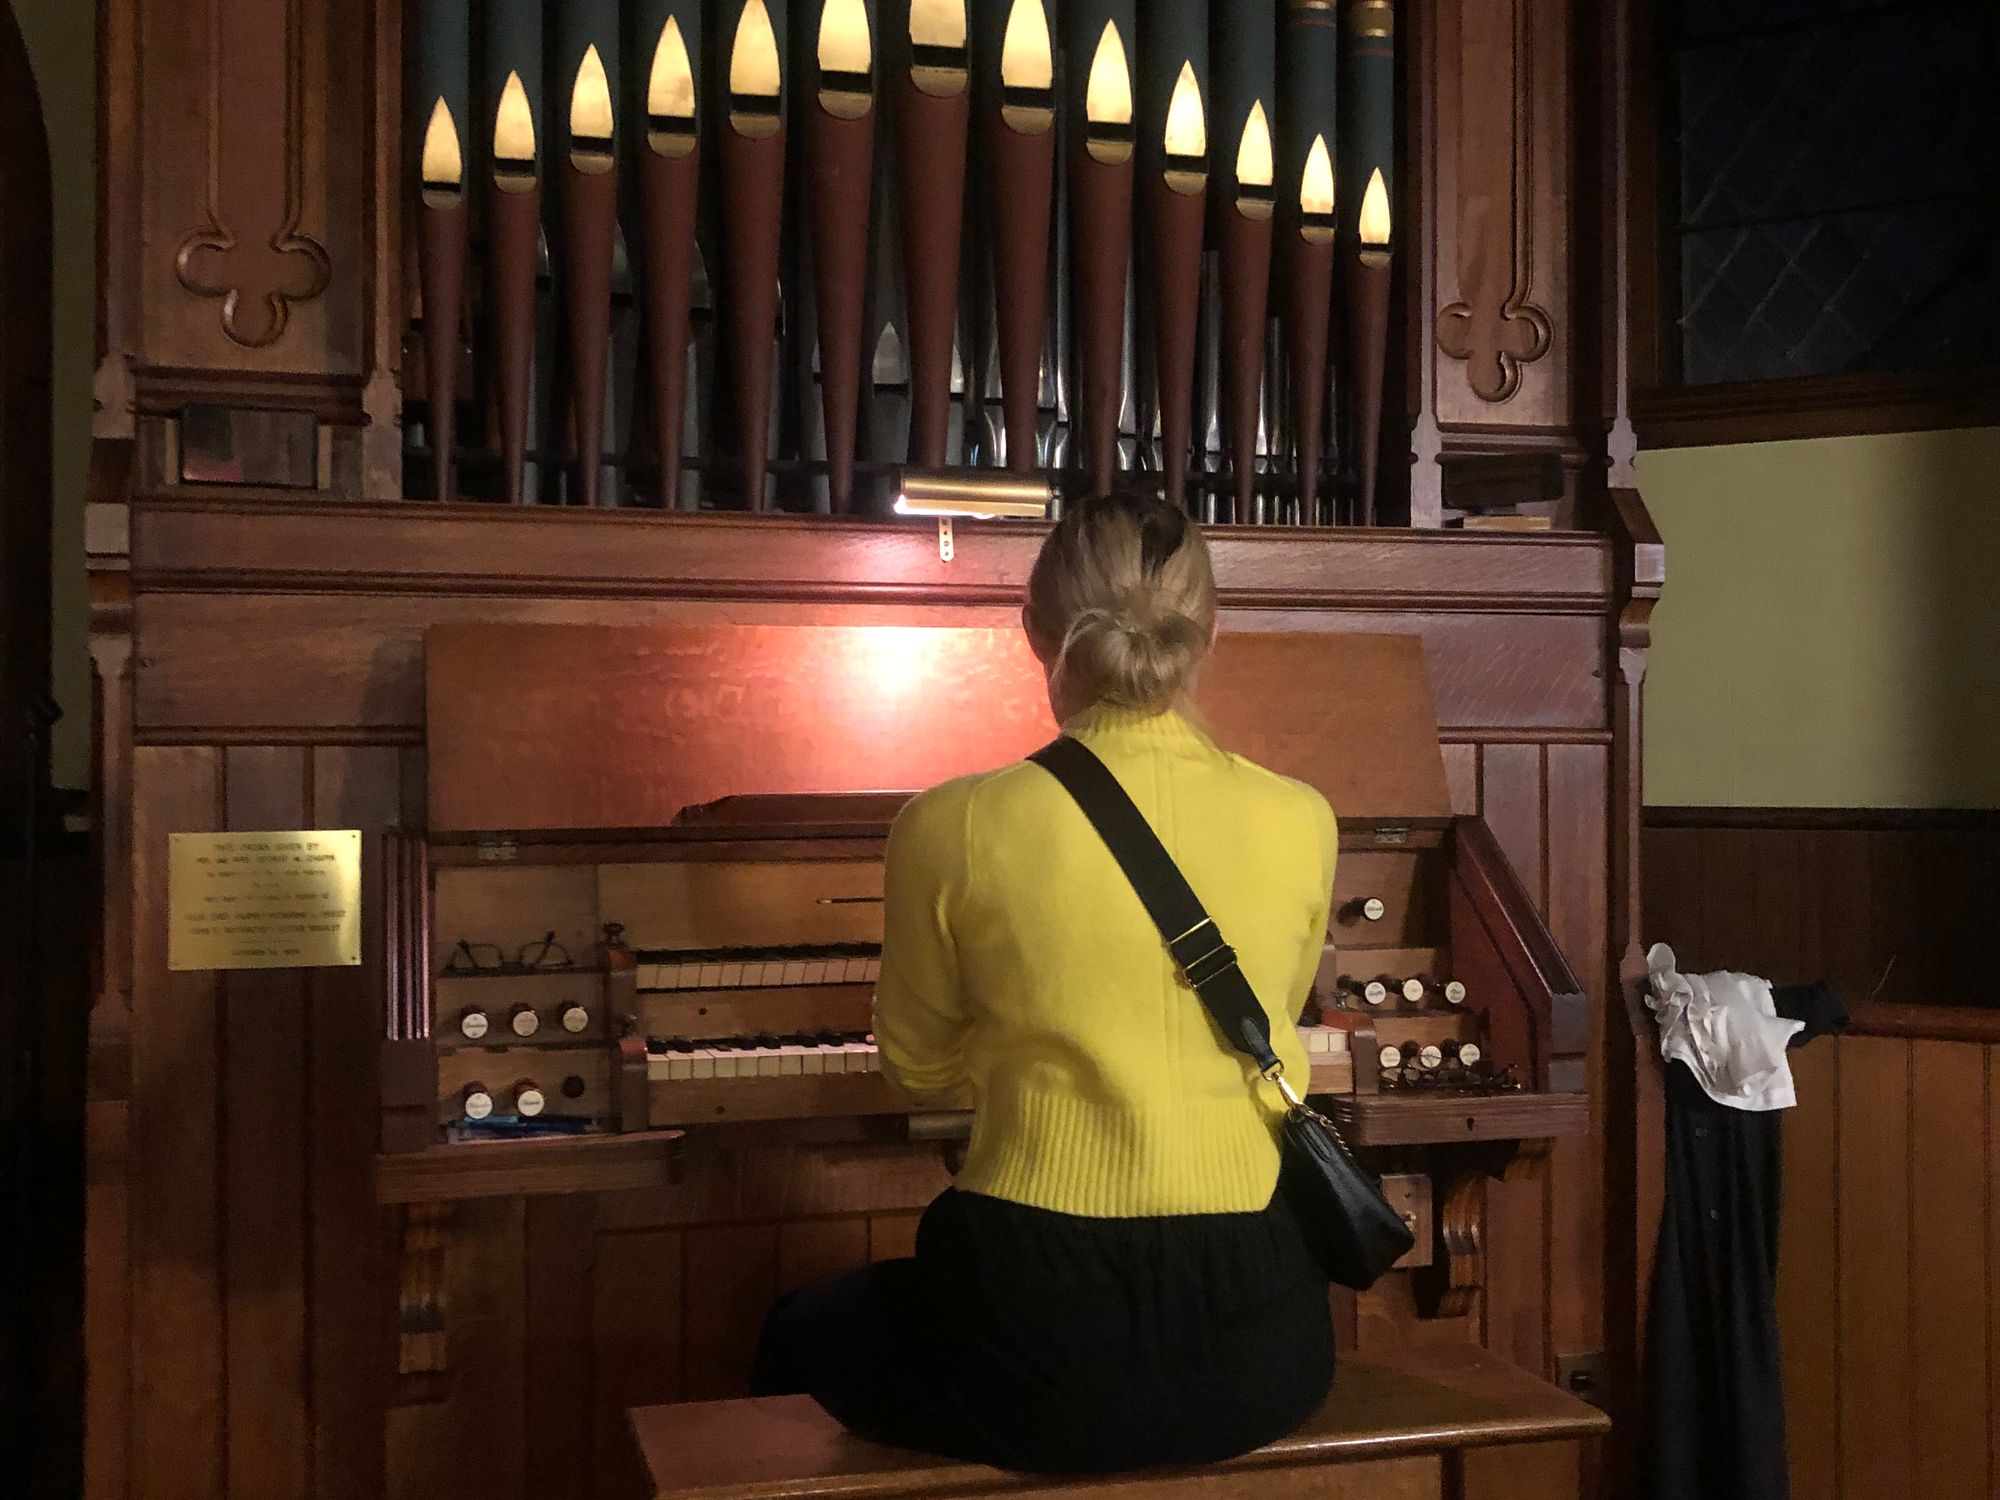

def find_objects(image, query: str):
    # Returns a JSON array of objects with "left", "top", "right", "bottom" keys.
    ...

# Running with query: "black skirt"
[{"left": 751, "top": 1183, "right": 1335, "bottom": 1474}]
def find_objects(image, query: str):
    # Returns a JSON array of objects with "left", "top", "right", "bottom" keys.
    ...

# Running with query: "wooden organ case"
[{"left": 81, "top": 3, "right": 1669, "bottom": 1500}]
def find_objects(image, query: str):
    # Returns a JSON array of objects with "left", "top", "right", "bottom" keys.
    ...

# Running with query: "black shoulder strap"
[{"left": 1029, "top": 736, "right": 1282, "bottom": 1074}]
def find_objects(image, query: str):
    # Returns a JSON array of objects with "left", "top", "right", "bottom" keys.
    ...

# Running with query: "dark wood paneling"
[
  {"left": 309, "top": 745, "right": 403, "bottom": 1500},
  {"left": 132, "top": 588, "right": 1610, "bottom": 739},
  {"left": 1837, "top": 1037, "right": 1913, "bottom": 1499},
  {"left": 128, "top": 747, "right": 224, "bottom": 1500},
  {"left": 1775, "top": 1041, "right": 1839, "bottom": 1500},
  {"left": 221, "top": 746, "right": 312, "bottom": 1500},
  {"left": 1772, "top": 1023, "right": 2000, "bottom": 1500},
  {"left": 681, "top": 1225, "right": 779, "bottom": 1401},
  {"left": 1643, "top": 813, "right": 1999, "bottom": 1005},
  {"left": 1909, "top": 1042, "right": 1987, "bottom": 1500}
]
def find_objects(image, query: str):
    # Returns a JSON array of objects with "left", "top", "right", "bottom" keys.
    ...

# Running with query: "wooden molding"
[
  {"left": 1845, "top": 1003, "right": 2000, "bottom": 1046},
  {"left": 1646, "top": 805, "right": 2000, "bottom": 832},
  {"left": 1633, "top": 368, "right": 2000, "bottom": 449},
  {"left": 170, "top": 0, "right": 332, "bottom": 348}
]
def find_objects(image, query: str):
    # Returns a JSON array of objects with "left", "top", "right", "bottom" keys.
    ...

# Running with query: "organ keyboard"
[{"left": 383, "top": 626, "right": 1583, "bottom": 1172}]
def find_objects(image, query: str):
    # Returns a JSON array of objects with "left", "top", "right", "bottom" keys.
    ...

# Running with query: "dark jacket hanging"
[{"left": 1641, "top": 981, "right": 1846, "bottom": 1500}]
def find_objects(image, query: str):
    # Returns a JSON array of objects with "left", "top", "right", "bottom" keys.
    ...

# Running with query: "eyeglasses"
[{"left": 445, "top": 931, "right": 576, "bottom": 975}]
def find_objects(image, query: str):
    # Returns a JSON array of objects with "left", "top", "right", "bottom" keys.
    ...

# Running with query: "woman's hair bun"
[{"left": 1025, "top": 492, "right": 1218, "bottom": 714}]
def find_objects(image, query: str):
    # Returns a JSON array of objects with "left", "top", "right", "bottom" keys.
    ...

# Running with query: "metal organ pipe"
[
  {"left": 414, "top": 0, "right": 470, "bottom": 501},
  {"left": 807, "top": 0, "right": 878, "bottom": 512},
  {"left": 485, "top": 0, "right": 542, "bottom": 505},
  {"left": 977, "top": 0, "right": 1056, "bottom": 476},
  {"left": 636, "top": 1, "right": 702, "bottom": 508},
  {"left": 555, "top": 0, "right": 621, "bottom": 506},
  {"left": 397, "top": 0, "right": 1401, "bottom": 524}
]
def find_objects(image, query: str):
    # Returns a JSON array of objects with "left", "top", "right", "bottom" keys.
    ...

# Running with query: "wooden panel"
[
  {"left": 425, "top": 627, "right": 1456, "bottom": 833},
  {"left": 443, "top": 1198, "right": 529, "bottom": 1500},
  {"left": 525, "top": 1197, "right": 599, "bottom": 1500},
  {"left": 1775, "top": 1041, "right": 1840, "bottom": 1500},
  {"left": 82, "top": 1101, "right": 131, "bottom": 1500},
  {"left": 129, "top": 746, "right": 224, "bottom": 1500},
  {"left": 135, "top": 0, "right": 366, "bottom": 378},
  {"left": 1909, "top": 1042, "right": 1988, "bottom": 1500},
  {"left": 221, "top": 745, "right": 311, "bottom": 1500},
  {"left": 868, "top": 1213, "right": 923, "bottom": 1264},
  {"left": 592, "top": 1231, "right": 684, "bottom": 1496},
  {"left": 132, "top": 592, "right": 1609, "bottom": 740},
  {"left": 1441, "top": 743, "right": 1480, "bottom": 817},
  {"left": 1544, "top": 746, "right": 1607, "bottom": 1367},
  {"left": 309, "top": 745, "right": 401, "bottom": 1500},
  {"left": 1836, "top": 1037, "right": 1912, "bottom": 1500},
  {"left": 1424, "top": 0, "right": 1573, "bottom": 432},
  {"left": 1462, "top": 1441, "right": 1579, "bottom": 1500},
  {"left": 778, "top": 1220, "right": 872, "bottom": 1294},
  {"left": 1479, "top": 745, "right": 1545, "bottom": 910},
  {"left": 1643, "top": 813, "right": 1999, "bottom": 1007},
  {"left": 681, "top": 1225, "right": 779, "bottom": 1400},
  {"left": 129, "top": 503, "right": 1616, "bottom": 611}
]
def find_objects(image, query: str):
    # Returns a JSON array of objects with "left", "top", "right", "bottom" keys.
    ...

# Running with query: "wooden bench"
[{"left": 629, "top": 1343, "right": 1609, "bottom": 1499}]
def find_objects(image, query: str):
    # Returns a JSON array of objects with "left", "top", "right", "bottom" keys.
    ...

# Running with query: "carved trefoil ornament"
[
  {"left": 173, "top": 0, "right": 333, "bottom": 348},
  {"left": 1434, "top": 0, "right": 1551, "bottom": 403}
]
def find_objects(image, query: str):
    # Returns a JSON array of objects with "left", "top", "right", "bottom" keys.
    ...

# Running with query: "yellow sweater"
[{"left": 872, "top": 704, "right": 1338, "bottom": 1217}]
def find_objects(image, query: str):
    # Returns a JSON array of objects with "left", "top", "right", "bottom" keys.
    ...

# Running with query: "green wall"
[
  {"left": 16, "top": 0, "right": 94, "bottom": 792},
  {"left": 1637, "top": 427, "right": 2000, "bottom": 810}
]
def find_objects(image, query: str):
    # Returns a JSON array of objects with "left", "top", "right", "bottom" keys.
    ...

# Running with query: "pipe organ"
[
  {"left": 85, "top": 1, "right": 1665, "bottom": 1498},
  {"left": 399, "top": 0, "right": 1413, "bottom": 522}
]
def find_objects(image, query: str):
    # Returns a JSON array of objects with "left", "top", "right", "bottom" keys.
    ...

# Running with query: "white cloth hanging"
[{"left": 1644, "top": 943, "right": 1804, "bottom": 1112}]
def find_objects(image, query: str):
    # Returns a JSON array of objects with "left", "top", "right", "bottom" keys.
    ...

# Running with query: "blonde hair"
[{"left": 1024, "top": 492, "right": 1218, "bottom": 714}]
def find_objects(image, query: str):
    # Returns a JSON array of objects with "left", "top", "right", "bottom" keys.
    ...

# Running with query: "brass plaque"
[{"left": 169, "top": 830, "right": 363, "bottom": 971}]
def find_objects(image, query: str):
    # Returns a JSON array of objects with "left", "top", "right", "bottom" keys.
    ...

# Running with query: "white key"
[
  {"left": 840, "top": 1041, "right": 870, "bottom": 1073},
  {"left": 756, "top": 1047, "right": 783, "bottom": 1078},
  {"left": 819, "top": 1042, "right": 848, "bottom": 1074},
  {"left": 690, "top": 1048, "right": 717, "bottom": 1081},
  {"left": 864, "top": 957, "right": 882, "bottom": 982},
  {"left": 697, "top": 962, "right": 722, "bottom": 989},
  {"left": 777, "top": 1045, "right": 806, "bottom": 1076},
  {"left": 719, "top": 961, "right": 745, "bottom": 988},
  {"left": 800, "top": 1045, "right": 824, "bottom": 1076},
  {"left": 646, "top": 1054, "right": 671, "bottom": 1081},
  {"left": 710, "top": 1048, "right": 739, "bottom": 1080},
  {"left": 782, "top": 959, "right": 807, "bottom": 986},
  {"left": 667, "top": 1051, "right": 694, "bottom": 1081}
]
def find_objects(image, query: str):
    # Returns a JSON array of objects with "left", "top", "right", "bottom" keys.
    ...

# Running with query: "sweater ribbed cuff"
[{"left": 956, "top": 1087, "right": 1283, "bottom": 1218}]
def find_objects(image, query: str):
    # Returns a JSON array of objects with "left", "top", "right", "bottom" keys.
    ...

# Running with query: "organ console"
[{"left": 379, "top": 621, "right": 1586, "bottom": 1290}]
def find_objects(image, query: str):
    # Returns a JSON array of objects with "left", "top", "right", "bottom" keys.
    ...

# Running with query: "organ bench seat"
[{"left": 628, "top": 1343, "right": 1607, "bottom": 1500}]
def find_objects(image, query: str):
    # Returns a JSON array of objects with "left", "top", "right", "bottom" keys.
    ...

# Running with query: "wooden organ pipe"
[
  {"left": 636, "top": 1, "right": 702, "bottom": 508},
  {"left": 808, "top": 0, "right": 877, "bottom": 512},
  {"left": 485, "top": 0, "right": 541, "bottom": 505},
  {"left": 977, "top": 0, "right": 1055, "bottom": 475},
  {"left": 895, "top": 0, "right": 973, "bottom": 468},
  {"left": 1343, "top": 0, "right": 1395, "bottom": 525},
  {"left": 1212, "top": 0, "right": 1277, "bottom": 523},
  {"left": 1066, "top": 1, "right": 1136, "bottom": 497},
  {"left": 1142, "top": 0, "right": 1210, "bottom": 511},
  {"left": 721, "top": 0, "right": 789, "bottom": 510},
  {"left": 1280, "top": 0, "right": 1339, "bottom": 525},
  {"left": 414, "top": 0, "right": 470, "bottom": 501},
  {"left": 555, "top": 0, "right": 620, "bottom": 506}
]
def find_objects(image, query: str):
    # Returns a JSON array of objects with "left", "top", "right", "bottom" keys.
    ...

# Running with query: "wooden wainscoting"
[
  {"left": 1772, "top": 1011, "right": 2000, "bottom": 1500},
  {"left": 1645, "top": 808, "right": 2000, "bottom": 1498},
  {"left": 1642, "top": 808, "right": 2000, "bottom": 1008}
]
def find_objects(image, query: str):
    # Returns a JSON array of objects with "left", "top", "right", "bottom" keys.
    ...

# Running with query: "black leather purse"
[{"left": 1030, "top": 736, "right": 1415, "bottom": 1290}]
